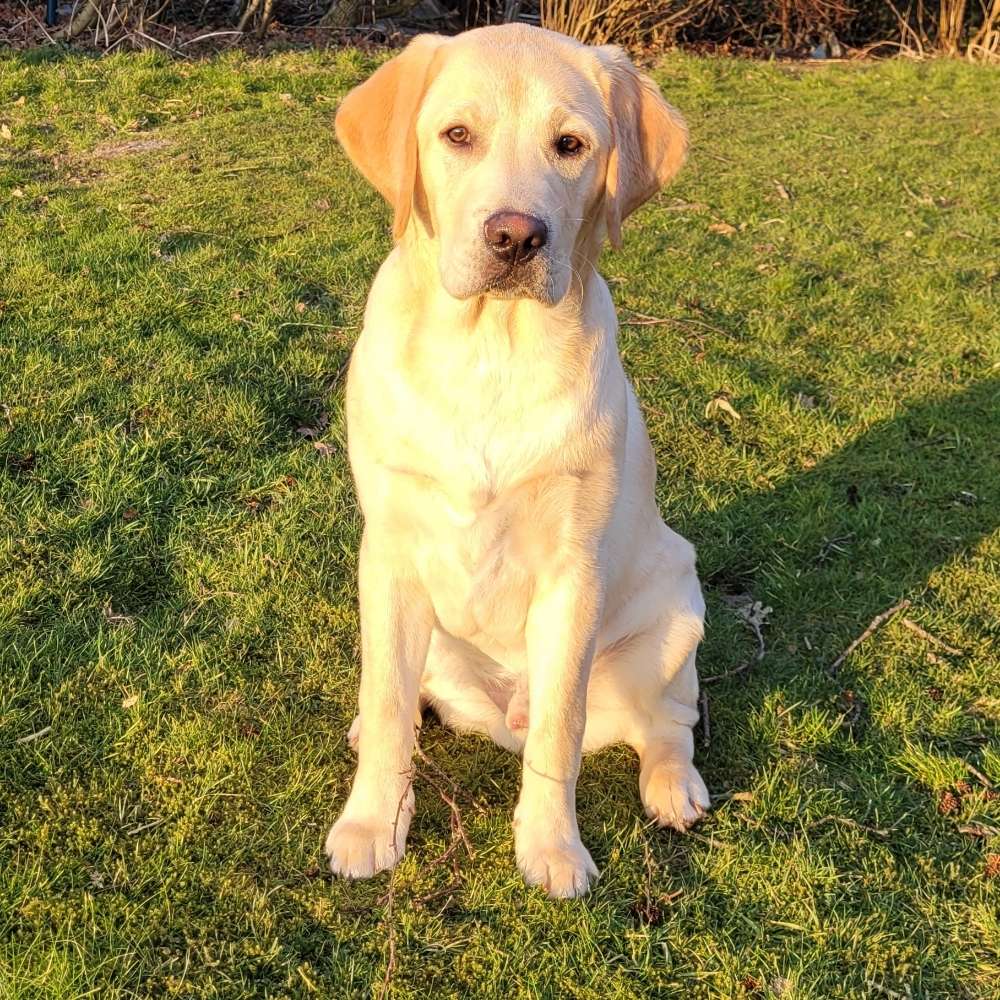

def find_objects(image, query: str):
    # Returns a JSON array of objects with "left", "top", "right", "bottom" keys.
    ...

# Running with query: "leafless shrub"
[
  {"left": 967, "top": 0, "right": 1000, "bottom": 59},
  {"left": 46, "top": 0, "right": 1000, "bottom": 62},
  {"left": 882, "top": 0, "right": 999, "bottom": 59},
  {"left": 539, "top": 0, "right": 714, "bottom": 48}
]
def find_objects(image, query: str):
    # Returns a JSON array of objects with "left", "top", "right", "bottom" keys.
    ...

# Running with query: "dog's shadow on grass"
[
  {"left": 414, "top": 375, "right": 1000, "bottom": 876},
  {"left": 664, "top": 374, "right": 996, "bottom": 820}
]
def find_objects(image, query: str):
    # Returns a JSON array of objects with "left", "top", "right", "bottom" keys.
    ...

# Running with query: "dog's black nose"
[{"left": 484, "top": 212, "right": 548, "bottom": 265}]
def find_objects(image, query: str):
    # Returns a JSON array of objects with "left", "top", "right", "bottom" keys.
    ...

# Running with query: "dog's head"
[{"left": 335, "top": 25, "right": 688, "bottom": 305}]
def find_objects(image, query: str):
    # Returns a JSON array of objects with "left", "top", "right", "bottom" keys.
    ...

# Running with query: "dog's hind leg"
[
  {"left": 419, "top": 629, "right": 525, "bottom": 753},
  {"left": 587, "top": 539, "right": 710, "bottom": 831},
  {"left": 634, "top": 648, "right": 710, "bottom": 830},
  {"left": 631, "top": 568, "right": 710, "bottom": 831}
]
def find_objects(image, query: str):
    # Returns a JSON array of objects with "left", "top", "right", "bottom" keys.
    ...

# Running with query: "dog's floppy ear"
[
  {"left": 595, "top": 46, "right": 688, "bottom": 249},
  {"left": 335, "top": 34, "right": 448, "bottom": 240}
]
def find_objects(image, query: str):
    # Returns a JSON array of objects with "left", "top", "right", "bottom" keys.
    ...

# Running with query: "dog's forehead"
[{"left": 425, "top": 29, "right": 605, "bottom": 124}]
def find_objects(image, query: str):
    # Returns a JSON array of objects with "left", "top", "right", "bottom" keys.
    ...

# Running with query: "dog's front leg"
[
  {"left": 514, "top": 568, "right": 601, "bottom": 898},
  {"left": 326, "top": 534, "right": 433, "bottom": 879}
]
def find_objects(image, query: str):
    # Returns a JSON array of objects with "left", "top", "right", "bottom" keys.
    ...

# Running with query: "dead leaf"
[
  {"left": 708, "top": 221, "right": 737, "bottom": 237},
  {"left": 959, "top": 822, "right": 1000, "bottom": 838},
  {"left": 122, "top": 693, "right": 140, "bottom": 709},
  {"left": 297, "top": 414, "right": 329, "bottom": 439},
  {"left": 0, "top": 124, "right": 11, "bottom": 141},
  {"left": 705, "top": 395, "right": 742, "bottom": 422},
  {"left": 773, "top": 179, "right": 793, "bottom": 201},
  {"left": 103, "top": 603, "right": 135, "bottom": 628},
  {"left": 724, "top": 595, "right": 772, "bottom": 631},
  {"left": 11, "top": 188, "right": 24, "bottom": 198},
  {"left": 313, "top": 441, "right": 334, "bottom": 459},
  {"left": 295, "top": 301, "right": 307, "bottom": 314},
  {"left": 13, "top": 96, "right": 26, "bottom": 107},
  {"left": 794, "top": 393, "right": 817, "bottom": 410}
]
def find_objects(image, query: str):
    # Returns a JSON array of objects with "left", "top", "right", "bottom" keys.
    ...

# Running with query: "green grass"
[{"left": 2, "top": 44, "right": 999, "bottom": 999}]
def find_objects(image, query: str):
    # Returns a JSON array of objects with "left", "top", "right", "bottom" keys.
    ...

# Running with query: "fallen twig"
[
  {"left": 377, "top": 777, "right": 414, "bottom": 1000},
  {"left": 902, "top": 181, "right": 934, "bottom": 206},
  {"left": 621, "top": 309, "right": 726, "bottom": 337},
  {"left": 126, "top": 817, "right": 167, "bottom": 835},
  {"left": 178, "top": 29, "right": 245, "bottom": 47},
  {"left": 702, "top": 595, "right": 769, "bottom": 684},
  {"left": 807, "top": 814, "right": 890, "bottom": 839},
  {"left": 414, "top": 745, "right": 477, "bottom": 858},
  {"left": 16, "top": 0, "right": 58, "bottom": 44},
  {"left": 958, "top": 822, "right": 1000, "bottom": 838},
  {"left": 901, "top": 617, "right": 962, "bottom": 656},
  {"left": 411, "top": 879, "right": 463, "bottom": 909},
  {"left": 699, "top": 690, "right": 711, "bottom": 749},
  {"left": 702, "top": 660, "right": 754, "bottom": 685},
  {"left": 828, "top": 599, "right": 911, "bottom": 675},
  {"left": 711, "top": 790, "right": 753, "bottom": 803},
  {"left": 631, "top": 841, "right": 683, "bottom": 924},
  {"left": 16, "top": 725, "right": 51, "bottom": 744},
  {"left": 414, "top": 744, "right": 484, "bottom": 813},
  {"left": 963, "top": 760, "right": 995, "bottom": 790}
]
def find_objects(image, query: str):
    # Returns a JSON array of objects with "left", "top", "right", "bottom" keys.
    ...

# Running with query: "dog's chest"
[
  {"left": 411, "top": 462, "right": 544, "bottom": 654},
  {"left": 356, "top": 305, "right": 605, "bottom": 655}
]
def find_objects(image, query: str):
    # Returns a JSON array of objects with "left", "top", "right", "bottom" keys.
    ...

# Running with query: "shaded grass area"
[{"left": 1, "top": 46, "right": 999, "bottom": 999}]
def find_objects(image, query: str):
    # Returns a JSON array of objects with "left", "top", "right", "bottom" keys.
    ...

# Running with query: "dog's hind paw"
[{"left": 639, "top": 760, "right": 710, "bottom": 832}]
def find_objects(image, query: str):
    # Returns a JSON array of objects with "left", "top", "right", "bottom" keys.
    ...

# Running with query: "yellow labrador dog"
[{"left": 326, "top": 23, "right": 708, "bottom": 898}]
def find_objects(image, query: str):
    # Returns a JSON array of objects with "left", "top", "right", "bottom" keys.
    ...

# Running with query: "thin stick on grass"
[
  {"left": 900, "top": 618, "right": 962, "bottom": 656},
  {"left": 414, "top": 745, "right": 476, "bottom": 857},
  {"left": 377, "top": 774, "right": 414, "bottom": 1000},
  {"left": 702, "top": 659, "right": 754, "bottom": 685},
  {"left": 807, "top": 814, "right": 890, "bottom": 839},
  {"left": 828, "top": 599, "right": 911, "bottom": 675},
  {"left": 699, "top": 690, "right": 711, "bottom": 749},
  {"left": 16, "top": 725, "right": 52, "bottom": 744},
  {"left": 702, "top": 600, "right": 767, "bottom": 685},
  {"left": 963, "top": 760, "right": 995, "bottom": 790}
]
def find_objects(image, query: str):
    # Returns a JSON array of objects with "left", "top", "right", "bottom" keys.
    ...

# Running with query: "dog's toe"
[{"left": 640, "top": 761, "right": 710, "bottom": 832}]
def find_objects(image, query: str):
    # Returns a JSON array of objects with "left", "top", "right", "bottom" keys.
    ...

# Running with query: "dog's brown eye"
[
  {"left": 557, "top": 134, "right": 583, "bottom": 156},
  {"left": 445, "top": 126, "right": 470, "bottom": 145}
]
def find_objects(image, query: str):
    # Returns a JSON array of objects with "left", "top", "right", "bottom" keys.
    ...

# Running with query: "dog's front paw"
[
  {"left": 640, "top": 761, "right": 710, "bottom": 831},
  {"left": 326, "top": 790, "right": 414, "bottom": 879},
  {"left": 515, "top": 831, "right": 598, "bottom": 899}
]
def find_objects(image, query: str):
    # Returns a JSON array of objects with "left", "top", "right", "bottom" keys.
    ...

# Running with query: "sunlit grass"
[{"left": 1, "top": 46, "right": 998, "bottom": 998}]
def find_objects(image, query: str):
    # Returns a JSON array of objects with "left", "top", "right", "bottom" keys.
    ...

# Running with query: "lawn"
[{"left": 1, "top": 43, "right": 999, "bottom": 999}]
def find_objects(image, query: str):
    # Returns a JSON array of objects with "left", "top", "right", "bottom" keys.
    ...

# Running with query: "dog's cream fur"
[{"left": 325, "top": 24, "right": 709, "bottom": 898}]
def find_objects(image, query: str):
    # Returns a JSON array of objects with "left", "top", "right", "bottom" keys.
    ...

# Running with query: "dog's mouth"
[{"left": 479, "top": 260, "right": 550, "bottom": 301}]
